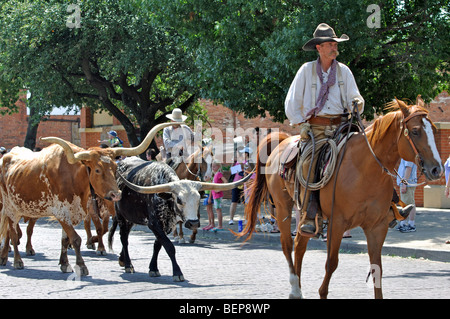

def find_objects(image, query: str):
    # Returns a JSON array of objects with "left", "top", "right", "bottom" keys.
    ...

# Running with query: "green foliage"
[
  {"left": 152, "top": 0, "right": 450, "bottom": 121},
  {"left": 0, "top": 0, "right": 203, "bottom": 143}
]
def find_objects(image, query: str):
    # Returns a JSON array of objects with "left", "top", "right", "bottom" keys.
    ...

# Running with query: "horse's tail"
[
  {"left": 236, "top": 131, "right": 290, "bottom": 241},
  {"left": 108, "top": 215, "right": 118, "bottom": 252}
]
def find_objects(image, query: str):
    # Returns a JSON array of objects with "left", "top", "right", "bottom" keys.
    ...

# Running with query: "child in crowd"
[
  {"left": 211, "top": 161, "right": 227, "bottom": 231},
  {"left": 202, "top": 175, "right": 215, "bottom": 231},
  {"left": 98, "top": 130, "right": 123, "bottom": 147}
]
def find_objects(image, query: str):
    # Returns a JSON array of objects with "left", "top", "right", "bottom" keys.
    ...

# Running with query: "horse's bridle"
[
  {"left": 398, "top": 111, "right": 429, "bottom": 173},
  {"left": 356, "top": 107, "right": 428, "bottom": 186}
]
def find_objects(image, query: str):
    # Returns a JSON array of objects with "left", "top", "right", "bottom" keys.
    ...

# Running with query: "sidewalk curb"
[{"left": 183, "top": 228, "right": 450, "bottom": 263}]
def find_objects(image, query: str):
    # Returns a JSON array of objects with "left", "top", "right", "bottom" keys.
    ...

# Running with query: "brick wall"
[
  {"left": 1, "top": 91, "right": 449, "bottom": 206},
  {"left": 0, "top": 98, "right": 79, "bottom": 150}
]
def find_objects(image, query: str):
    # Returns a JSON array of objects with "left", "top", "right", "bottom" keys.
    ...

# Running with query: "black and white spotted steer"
[{"left": 108, "top": 157, "right": 251, "bottom": 281}]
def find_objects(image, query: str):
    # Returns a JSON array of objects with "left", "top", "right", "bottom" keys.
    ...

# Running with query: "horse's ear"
[
  {"left": 416, "top": 95, "right": 425, "bottom": 108},
  {"left": 395, "top": 98, "right": 410, "bottom": 117}
]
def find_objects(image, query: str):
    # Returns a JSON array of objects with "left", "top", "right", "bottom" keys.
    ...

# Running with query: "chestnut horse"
[
  {"left": 239, "top": 97, "right": 443, "bottom": 299},
  {"left": 171, "top": 145, "right": 213, "bottom": 243}
]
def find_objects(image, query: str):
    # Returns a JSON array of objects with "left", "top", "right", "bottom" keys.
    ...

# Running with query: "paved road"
[{"left": 0, "top": 221, "right": 449, "bottom": 300}]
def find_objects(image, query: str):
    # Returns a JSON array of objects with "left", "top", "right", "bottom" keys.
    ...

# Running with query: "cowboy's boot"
[
  {"left": 300, "top": 192, "right": 320, "bottom": 237},
  {"left": 399, "top": 204, "right": 414, "bottom": 219},
  {"left": 389, "top": 203, "right": 414, "bottom": 228}
]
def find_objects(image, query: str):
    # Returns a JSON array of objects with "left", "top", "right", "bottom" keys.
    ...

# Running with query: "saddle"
[
  {"left": 279, "top": 122, "right": 360, "bottom": 183},
  {"left": 279, "top": 137, "right": 300, "bottom": 180}
]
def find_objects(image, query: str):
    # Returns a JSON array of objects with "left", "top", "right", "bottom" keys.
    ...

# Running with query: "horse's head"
[
  {"left": 200, "top": 145, "right": 213, "bottom": 181},
  {"left": 395, "top": 96, "right": 443, "bottom": 181}
]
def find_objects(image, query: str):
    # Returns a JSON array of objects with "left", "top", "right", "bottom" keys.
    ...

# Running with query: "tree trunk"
[{"left": 24, "top": 105, "right": 40, "bottom": 150}]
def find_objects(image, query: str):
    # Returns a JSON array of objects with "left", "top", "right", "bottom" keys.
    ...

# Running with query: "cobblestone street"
[{"left": 0, "top": 221, "right": 449, "bottom": 300}]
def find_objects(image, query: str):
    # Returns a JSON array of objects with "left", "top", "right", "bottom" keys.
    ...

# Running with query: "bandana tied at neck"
[{"left": 307, "top": 57, "right": 337, "bottom": 117}]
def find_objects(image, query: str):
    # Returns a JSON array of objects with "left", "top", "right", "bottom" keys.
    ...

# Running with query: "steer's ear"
[{"left": 158, "top": 192, "right": 173, "bottom": 201}]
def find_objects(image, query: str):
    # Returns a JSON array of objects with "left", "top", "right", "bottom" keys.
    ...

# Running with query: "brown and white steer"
[{"left": 0, "top": 122, "right": 174, "bottom": 276}]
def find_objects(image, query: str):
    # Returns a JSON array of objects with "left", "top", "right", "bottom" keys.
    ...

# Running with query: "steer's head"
[
  {"left": 117, "top": 168, "right": 255, "bottom": 230},
  {"left": 40, "top": 122, "right": 177, "bottom": 203},
  {"left": 170, "top": 181, "right": 202, "bottom": 230}
]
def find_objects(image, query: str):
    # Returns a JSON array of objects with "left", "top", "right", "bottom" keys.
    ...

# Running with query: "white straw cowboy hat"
[
  {"left": 166, "top": 108, "right": 187, "bottom": 122},
  {"left": 302, "top": 23, "right": 349, "bottom": 51}
]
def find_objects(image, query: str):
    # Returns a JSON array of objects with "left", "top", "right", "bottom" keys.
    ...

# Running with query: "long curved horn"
[
  {"left": 113, "top": 122, "right": 183, "bottom": 157},
  {"left": 117, "top": 171, "right": 173, "bottom": 194},
  {"left": 40, "top": 136, "right": 93, "bottom": 164},
  {"left": 197, "top": 168, "right": 255, "bottom": 192}
]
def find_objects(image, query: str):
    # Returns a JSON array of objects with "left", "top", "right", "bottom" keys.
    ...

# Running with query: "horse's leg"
[
  {"left": 364, "top": 223, "right": 388, "bottom": 299},
  {"left": 319, "top": 220, "right": 346, "bottom": 299},
  {"left": 293, "top": 233, "right": 309, "bottom": 298},
  {"left": 25, "top": 218, "right": 37, "bottom": 256},
  {"left": 270, "top": 179, "right": 300, "bottom": 298}
]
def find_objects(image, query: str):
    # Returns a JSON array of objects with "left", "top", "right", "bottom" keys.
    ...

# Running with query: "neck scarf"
[{"left": 307, "top": 57, "right": 337, "bottom": 117}]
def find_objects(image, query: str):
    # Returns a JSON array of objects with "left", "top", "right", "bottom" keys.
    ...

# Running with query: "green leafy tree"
[
  {"left": 152, "top": 0, "right": 449, "bottom": 121},
  {"left": 0, "top": 0, "right": 201, "bottom": 149}
]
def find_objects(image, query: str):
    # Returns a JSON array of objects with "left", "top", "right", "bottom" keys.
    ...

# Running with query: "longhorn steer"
[
  {"left": 0, "top": 123, "right": 174, "bottom": 275},
  {"left": 109, "top": 157, "right": 252, "bottom": 281}
]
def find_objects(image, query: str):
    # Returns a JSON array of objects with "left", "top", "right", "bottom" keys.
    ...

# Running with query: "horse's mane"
[{"left": 365, "top": 99, "right": 430, "bottom": 145}]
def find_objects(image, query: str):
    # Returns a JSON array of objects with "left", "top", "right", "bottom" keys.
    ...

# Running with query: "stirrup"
[{"left": 299, "top": 214, "right": 321, "bottom": 238}]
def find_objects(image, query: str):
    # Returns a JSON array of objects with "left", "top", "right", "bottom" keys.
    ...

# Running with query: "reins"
[
  {"left": 356, "top": 109, "right": 427, "bottom": 187},
  {"left": 326, "top": 101, "right": 359, "bottom": 273}
]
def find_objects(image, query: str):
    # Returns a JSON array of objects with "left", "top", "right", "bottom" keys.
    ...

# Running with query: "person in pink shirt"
[{"left": 211, "top": 161, "right": 228, "bottom": 231}]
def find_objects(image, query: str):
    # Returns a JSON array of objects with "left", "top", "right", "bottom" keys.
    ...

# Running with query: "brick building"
[{"left": 1, "top": 91, "right": 449, "bottom": 207}]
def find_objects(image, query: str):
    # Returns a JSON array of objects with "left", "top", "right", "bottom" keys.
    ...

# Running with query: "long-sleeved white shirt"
[
  {"left": 285, "top": 60, "right": 364, "bottom": 125},
  {"left": 163, "top": 125, "right": 194, "bottom": 155}
]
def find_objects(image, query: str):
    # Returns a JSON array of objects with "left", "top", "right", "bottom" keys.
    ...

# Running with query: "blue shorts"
[
  {"left": 231, "top": 187, "right": 242, "bottom": 203},
  {"left": 203, "top": 193, "right": 213, "bottom": 206}
]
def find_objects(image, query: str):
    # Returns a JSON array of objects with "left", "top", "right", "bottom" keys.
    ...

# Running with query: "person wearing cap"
[
  {"left": 284, "top": 23, "right": 364, "bottom": 237},
  {"left": 98, "top": 130, "right": 123, "bottom": 147},
  {"left": 163, "top": 108, "right": 195, "bottom": 159}
]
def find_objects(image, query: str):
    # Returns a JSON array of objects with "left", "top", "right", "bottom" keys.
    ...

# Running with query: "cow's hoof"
[
  {"left": 26, "top": 248, "right": 35, "bottom": 256},
  {"left": 178, "top": 237, "right": 186, "bottom": 244},
  {"left": 78, "top": 265, "right": 89, "bottom": 276},
  {"left": 14, "top": 260, "right": 24, "bottom": 269},
  {"left": 149, "top": 270, "right": 161, "bottom": 277},
  {"left": 0, "top": 257, "right": 7, "bottom": 266},
  {"left": 61, "top": 264, "right": 73, "bottom": 273},
  {"left": 173, "top": 275, "right": 185, "bottom": 282},
  {"left": 125, "top": 266, "right": 135, "bottom": 273},
  {"left": 96, "top": 249, "right": 107, "bottom": 256},
  {"left": 86, "top": 243, "right": 95, "bottom": 250}
]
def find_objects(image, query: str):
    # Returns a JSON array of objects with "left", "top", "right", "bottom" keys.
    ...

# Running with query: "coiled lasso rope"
[{"left": 296, "top": 137, "right": 338, "bottom": 191}]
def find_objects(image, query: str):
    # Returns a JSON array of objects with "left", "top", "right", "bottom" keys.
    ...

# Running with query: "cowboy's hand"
[
  {"left": 299, "top": 122, "right": 311, "bottom": 140},
  {"left": 352, "top": 98, "right": 363, "bottom": 113}
]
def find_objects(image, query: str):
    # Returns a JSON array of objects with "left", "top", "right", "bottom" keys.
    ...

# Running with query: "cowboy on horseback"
[{"left": 285, "top": 23, "right": 364, "bottom": 236}]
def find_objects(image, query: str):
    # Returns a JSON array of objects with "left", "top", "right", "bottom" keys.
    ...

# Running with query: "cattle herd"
[{"left": 0, "top": 122, "right": 250, "bottom": 281}]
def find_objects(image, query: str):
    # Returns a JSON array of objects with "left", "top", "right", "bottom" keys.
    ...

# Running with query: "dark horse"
[
  {"left": 169, "top": 145, "right": 213, "bottom": 243},
  {"left": 239, "top": 96, "right": 443, "bottom": 299}
]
